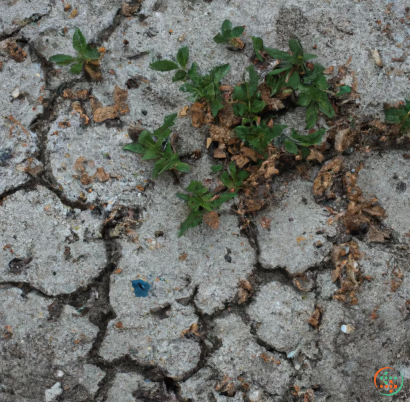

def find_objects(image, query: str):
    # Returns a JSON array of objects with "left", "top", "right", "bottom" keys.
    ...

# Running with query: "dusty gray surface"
[{"left": 1, "top": 0, "right": 410, "bottom": 401}]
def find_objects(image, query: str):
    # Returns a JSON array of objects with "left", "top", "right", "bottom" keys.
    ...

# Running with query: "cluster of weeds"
[{"left": 123, "top": 114, "right": 189, "bottom": 179}]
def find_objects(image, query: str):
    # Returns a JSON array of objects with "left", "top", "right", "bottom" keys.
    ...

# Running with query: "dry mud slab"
[{"left": 1, "top": 0, "right": 410, "bottom": 401}]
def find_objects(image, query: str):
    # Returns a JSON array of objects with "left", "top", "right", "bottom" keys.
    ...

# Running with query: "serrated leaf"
[
  {"left": 70, "top": 63, "right": 83, "bottom": 74},
  {"left": 154, "top": 113, "right": 177, "bottom": 139},
  {"left": 73, "top": 28, "right": 87, "bottom": 54},
  {"left": 284, "top": 139, "right": 298, "bottom": 154},
  {"left": 123, "top": 143, "right": 146, "bottom": 154},
  {"left": 211, "top": 164, "right": 223, "bottom": 173},
  {"left": 142, "top": 149, "right": 161, "bottom": 160},
  {"left": 49, "top": 54, "right": 76, "bottom": 65},
  {"left": 149, "top": 60, "right": 179, "bottom": 71},
  {"left": 178, "top": 210, "right": 204, "bottom": 237},
  {"left": 172, "top": 69, "right": 187, "bottom": 82},
  {"left": 177, "top": 46, "right": 189, "bottom": 69}
]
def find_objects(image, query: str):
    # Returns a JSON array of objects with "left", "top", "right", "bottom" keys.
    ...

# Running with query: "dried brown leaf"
[{"left": 203, "top": 211, "right": 220, "bottom": 230}]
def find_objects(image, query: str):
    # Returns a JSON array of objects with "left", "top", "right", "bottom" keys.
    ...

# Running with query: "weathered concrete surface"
[
  {"left": 1, "top": 0, "right": 410, "bottom": 400},
  {"left": 0, "top": 186, "right": 106, "bottom": 295},
  {"left": 358, "top": 151, "right": 410, "bottom": 243},
  {"left": 0, "top": 287, "right": 102, "bottom": 401},
  {"left": 0, "top": 45, "right": 44, "bottom": 193},
  {"left": 257, "top": 180, "right": 334, "bottom": 274}
]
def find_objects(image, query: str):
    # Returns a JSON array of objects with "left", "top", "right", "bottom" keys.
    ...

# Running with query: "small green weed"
[
  {"left": 176, "top": 181, "right": 236, "bottom": 237},
  {"left": 214, "top": 20, "right": 244, "bottom": 49},
  {"left": 149, "top": 46, "right": 190, "bottom": 82},
  {"left": 49, "top": 28, "right": 100, "bottom": 74},
  {"left": 123, "top": 114, "right": 189, "bottom": 178},
  {"left": 220, "top": 162, "right": 250, "bottom": 191},
  {"left": 384, "top": 99, "right": 410, "bottom": 134}
]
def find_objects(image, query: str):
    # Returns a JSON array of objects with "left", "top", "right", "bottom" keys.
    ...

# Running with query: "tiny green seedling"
[
  {"left": 234, "top": 121, "right": 287, "bottom": 155},
  {"left": 384, "top": 98, "right": 410, "bottom": 134},
  {"left": 149, "top": 46, "right": 190, "bottom": 82},
  {"left": 180, "top": 62, "right": 230, "bottom": 116},
  {"left": 123, "top": 113, "right": 189, "bottom": 178},
  {"left": 220, "top": 162, "right": 249, "bottom": 191},
  {"left": 213, "top": 20, "right": 245, "bottom": 49},
  {"left": 233, "top": 65, "right": 265, "bottom": 120},
  {"left": 176, "top": 181, "right": 236, "bottom": 237},
  {"left": 282, "top": 128, "right": 326, "bottom": 157},
  {"left": 49, "top": 28, "right": 101, "bottom": 74}
]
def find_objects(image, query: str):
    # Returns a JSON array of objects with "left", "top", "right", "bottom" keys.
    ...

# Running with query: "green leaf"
[
  {"left": 149, "top": 60, "right": 179, "bottom": 71},
  {"left": 49, "top": 54, "right": 76, "bottom": 65},
  {"left": 154, "top": 114, "right": 177, "bottom": 140},
  {"left": 82, "top": 46, "right": 100, "bottom": 60},
  {"left": 248, "top": 65, "right": 259, "bottom": 97},
  {"left": 220, "top": 171, "right": 232, "bottom": 188},
  {"left": 300, "top": 147, "right": 310, "bottom": 159},
  {"left": 175, "top": 161, "right": 190, "bottom": 173},
  {"left": 138, "top": 130, "right": 156, "bottom": 147},
  {"left": 298, "top": 93, "right": 312, "bottom": 107},
  {"left": 178, "top": 210, "right": 204, "bottom": 237},
  {"left": 290, "top": 128, "right": 326, "bottom": 146},
  {"left": 233, "top": 102, "right": 248, "bottom": 117},
  {"left": 264, "top": 48, "right": 291, "bottom": 60},
  {"left": 211, "top": 64, "right": 230, "bottom": 83},
  {"left": 336, "top": 85, "right": 352, "bottom": 96},
  {"left": 72, "top": 28, "right": 87, "bottom": 54},
  {"left": 211, "top": 192, "right": 236, "bottom": 209},
  {"left": 251, "top": 99, "right": 265, "bottom": 113},
  {"left": 210, "top": 100, "right": 224, "bottom": 117},
  {"left": 288, "top": 38, "right": 303, "bottom": 57},
  {"left": 177, "top": 46, "right": 189, "bottom": 69},
  {"left": 305, "top": 102, "right": 319, "bottom": 129},
  {"left": 233, "top": 84, "right": 248, "bottom": 102},
  {"left": 187, "top": 181, "right": 209, "bottom": 195},
  {"left": 142, "top": 149, "right": 161, "bottom": 160},
  {"left": 187, "top": 62, "right": 200, "bottom": 84},
  {"left": 70, "top": 63, "right": 83, "bottom": 74},
  {"left": 172, "top": 70, "right": 187, "bottom": 82},
  {"left": 213, "top": 33, "right": 226, "bottom": 44},
  {"left": 211, "top": 164, "right": 223, "bottom": 173},
  {"left": 231, "top": 26, "right": 244, "bottom": 38},
  {"left": 268, "top": 66, "right": 292, "bottom": 75},
  {"left": 284, "top": 139, "right": 298, "bottom": 154},
  {"left": 221, "top": 20, "right": 233, "bottom": 35},
  {"left": 251, "top": 36, "right": 264, "bottom": 61},
  {"left": 176, "top": 193, "right": 189, "bottom": 201},
  {"left": 123, "top": 143, "right": 146, "bottom": 154},
  {"left": 303, "top": 53, "right": 318, "bottom": 60}
]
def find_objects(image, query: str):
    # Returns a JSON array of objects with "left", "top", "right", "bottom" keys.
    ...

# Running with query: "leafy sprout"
[
  {"left": 214, "top": 20, "right": 244, "bottom": 48},
  {"left": 180, "top": 62, "right": 230, "bottom": 116},
  {"left": 123, "top": 113, "right": 189, "bottom": 178},
  {"left": 149, "top": 46, "right": 190, "bottom": 82},
  {"left": 176, "top": 181, "right": 236, "bottom": 237},
  {"left": 49, "top": 28, "right": 101, "bottom": 74},
  {"left": 384, "top": 99, "right": 410, "bottom": 134},
  {"left": 232, "top": 65, "right": 265, "bottom": 120},
  {"left": 220, "top": 162, "right": 249, "bottom": 191}
]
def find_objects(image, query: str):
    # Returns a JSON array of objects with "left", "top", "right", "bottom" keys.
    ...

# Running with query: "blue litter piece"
[{"left": 131, "top": 279, "right": 151, "bottom": 297}]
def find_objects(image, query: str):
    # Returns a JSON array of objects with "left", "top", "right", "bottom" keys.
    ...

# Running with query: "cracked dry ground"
[{"left": 1, "top": 0, "right": 410, "bottom": 401}]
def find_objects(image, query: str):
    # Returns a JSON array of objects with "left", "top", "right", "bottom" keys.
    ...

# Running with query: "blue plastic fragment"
[{"left": 131, "top": 279, "right": 151, "bottom": 297}]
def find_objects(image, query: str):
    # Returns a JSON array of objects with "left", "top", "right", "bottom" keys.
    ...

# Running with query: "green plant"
[
  {"left": 176, "top": 181, "right": 236, "bottom": 237},
  {"left": 49, "top": 28, "right": 101, "bottom": 74},
  {"left": 149, "top": 46, "right": 189, "bottom": 82},
  {"left": 234, "top": 121, "right": 287, "bottom": 155},
  {"left": 220, "top": 162, "right": 249, "bottom": 191},
  {"left": 232, "top": 65, "right": 265, "bottom": 120},
  {"left": 213, "top": 20, "right": 244, "bottom": 47},
  {"left": 384, "top": 98, "right": 410, "bottom": 134},
  {"left": 123, "top": 113, "right": 189, "bottom": 178},
  {"left": 180, "top": 62, "right": 230, "bottom": 116},
  {"left": 281, "top": 128, "right": 326, "bottom": 157}
]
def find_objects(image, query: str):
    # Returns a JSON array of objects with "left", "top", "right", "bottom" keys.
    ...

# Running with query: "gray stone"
[
  {"left": 257, "top": 180, "right": 333, "bottom": 274},
  {"left": 0, "top": 287, "right": 99, "bottom": 401},
  {"left": 0, "top": 46, "right": 44, "bottom": 193},
  {"left": 248, "top": 281, "right": 316, "bottom": 354},
  {"left": 357, "top": 151, "right": 410, "bottom": 243},
  {"left": 0, "top": 186, "right": 106, "bottom": 295}
]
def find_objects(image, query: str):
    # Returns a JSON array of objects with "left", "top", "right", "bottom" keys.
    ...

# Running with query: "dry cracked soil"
[{"left": 1, "top": 0, "right": 410, "bottom": 401}]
